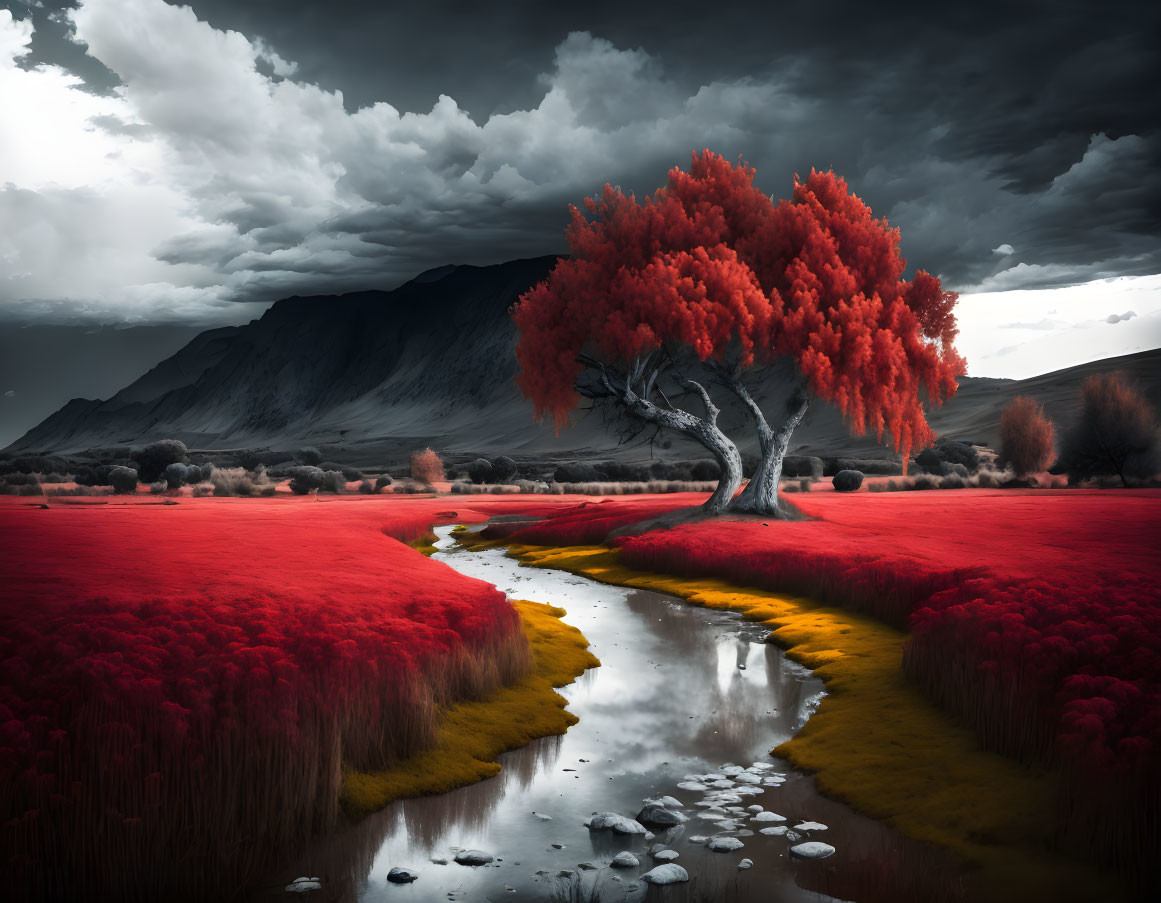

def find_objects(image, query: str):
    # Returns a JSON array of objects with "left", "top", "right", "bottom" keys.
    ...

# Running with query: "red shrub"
[
  {"left": 999, "top": 396, "right": 1056, "bottom": 476},
  {"left": 0, "top": 496, "right": 533, "bottom": 901},
  {"left": 409, "top": 448, "right": 445, "bottom": 484}
]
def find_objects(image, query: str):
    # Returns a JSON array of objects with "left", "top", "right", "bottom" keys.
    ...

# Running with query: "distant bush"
[
  {"left": 824, "top": 457, "right": 900, "bottom": 476},
  {"left": 374, "top": 475, "right": 393, "bottom": 492},
  {"left": 939, "top": 474, "right": 967, "bottom": 489},
  {"left": 3, "top": 473, "right": 38, "bottom": 486},
  {"left": 164, "top": 462, "right": 190, "bottom": 489},
  {"left": 483, "top": 456, "right": 513, "bottom": 483},
  {"left": 132, "top": 440, "right": 189, "bottom": 483},
  {"left": 690, "top": 460, "right": 722, "bottom": 482},
  {"left": 912, "top": 473, "right": 940, "bottom": 490},
  {"left": 296, "top": 447, "right": 323, "bottom": 465},
  {"left": 410, "top": 449, "right": 444, "bottom": 484},
  {"left": 999, "top": 396, "right": 1056, "bottom": 477},
  {"left": 211, "top": 467, "right": 275, "bottom": 497},
  {"left": 782, "top": 455, "right": 823, "bottom": 479},
  {"left": 833, "top": 469, "right": 864, "bottom": 492},
  {"left": 1060, "top": 372, "right": 1158, "bottom": 486},
  {"left": 935, "top": 438, "right": 979, "bottom": 472},
  {"left": 554, "top": 462, "right": 601, "bottom": 484},
  {"left": 287, "top": 466, "right": 326, "bottom": 494},
  {"left": 320, "top": 470, "right": 345, "bottom": 494},
  {"left": 108, "top": 466, "right": 139, "bottom": 494},
  {"left": 319, "top": 462, "right": 363, "bottom": 481},
  {"left": 393, "top": 478, "right": 431, "bottom": 494},
  {"left": 467, "top": 458, "right": 494, "bottom": 484},
  {"left": 8, "top": 455, "right": 70, "bottom": 475}
]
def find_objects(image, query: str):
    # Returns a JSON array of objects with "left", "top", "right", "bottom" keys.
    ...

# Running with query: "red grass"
[
  {"left": 511, "top": 488, "right": 1161, "bottom": 884},
  {"left": 0, "top": 495, "right": 553, "bottom": 901}
]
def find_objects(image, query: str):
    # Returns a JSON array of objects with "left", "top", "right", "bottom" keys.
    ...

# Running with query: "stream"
[{"left": 255, "top": 525, "right": 969, "bottom": 902}]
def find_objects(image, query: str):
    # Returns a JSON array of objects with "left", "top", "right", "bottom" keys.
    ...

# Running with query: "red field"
[
  {"left": 0, "top": 494, "right": 588, "bottom": 901},
  {"left": 3, "top": 488, "right": 1158, "bottom": 896},
  {"left": 506, "top": 488, "right": 1161, "bottom": 880}
]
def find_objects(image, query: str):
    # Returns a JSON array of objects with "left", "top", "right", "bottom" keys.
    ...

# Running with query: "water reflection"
[{"left": 251, "top": 528, "right": 973, "bottom": 903}]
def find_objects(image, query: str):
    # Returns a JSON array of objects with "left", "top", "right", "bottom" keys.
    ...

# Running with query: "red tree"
[
  {"left": 512, "top": 156, "right": 779, "bottom": 511},
  {"left": 999, "top": 396, "right": 1056, "bottom": 476},
  {"left": 718, "top": 169, "right": 965, "bottom": 512},
  {"left": 513, "top": 152, "right": 965, "bottom": 515}
]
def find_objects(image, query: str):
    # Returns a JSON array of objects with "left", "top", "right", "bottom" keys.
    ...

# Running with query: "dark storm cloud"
[{"left": 1, "top": 0, "right": 1158, "bottom": 325}]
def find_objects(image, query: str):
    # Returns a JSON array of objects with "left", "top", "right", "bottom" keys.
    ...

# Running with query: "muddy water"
[{"left": 255, "top": 526, "right": 971, "bottom": 903}]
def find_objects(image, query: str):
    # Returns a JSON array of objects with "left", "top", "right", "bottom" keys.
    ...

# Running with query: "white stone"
[
  {"left": 653, "top": 849, "right": 680, "bottom": 862},
  {"left": 386, "top": 867, "right": 418, "bottom": 884},
  {"left": 454, "top": 850, "right": 494, "bottom": 865},
  {"left": 610, "top": 851, "right": 639, "bottom": 868},
  {"left": 751, "top": 811, "right": 786, "bottom": 823},
  {"left": 676, "top": 781, "right": 708, "bottom": 792},
  {"left": 794, "top": 821, "right": 828, "bottom": 831},
  {"left": 734, "top": 772, "right": 762, "bottom": 784},
  {"left": 688, "top": 835, "right": 708, "bottom": 843},
  {"left": 707, "top": 836, "right": 745, "bottom": 852},
  {"left": 747, "top": 805, "right": 764, "bottom": 813},
  {"left": 641, "top": 864, "right": 690, "bottom": 885},
  {"left": 285, "top": 877, "right": 321, "bottom": 893},
  {"left": 646, "top": 795, "right": 684, "bottom": 809},
  {"left": 790, "top": 841, "right": 835, "bottom": 859},
  {"left": 738, "top": 858, "right": 754, "bottom": 869},
  {"left": 585, "top": 813, "right": 647, "bottom": 835},
  {"left": 759, "top": 826, "right": 788, "bottom": 836}
]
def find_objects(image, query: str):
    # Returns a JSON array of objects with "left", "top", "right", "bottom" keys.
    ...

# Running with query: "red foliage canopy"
[{"left": 512, "top": 151, "right": 964, "bottom": 457}]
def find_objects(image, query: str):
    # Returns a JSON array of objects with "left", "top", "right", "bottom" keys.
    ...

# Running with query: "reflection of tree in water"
[
  {"left": 622, "top": 589, "right": 716, "bottom": 658},
  {"left": 617, "top": 587, "right": 819, "bottom": 765},
  {"left": 250, "top": 735, "right": 565, "bottom": 901}
]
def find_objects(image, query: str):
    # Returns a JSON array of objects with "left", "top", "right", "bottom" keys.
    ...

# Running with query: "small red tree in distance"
[
  {"left": 999, "top": 396, "right": 1056, "bottom": 476},
  {"left": 1062, "top": 372, "right": 1158, "bottom": 486},
  {"left": 410, "top": 448, "right": 445, "bottom": 484}
]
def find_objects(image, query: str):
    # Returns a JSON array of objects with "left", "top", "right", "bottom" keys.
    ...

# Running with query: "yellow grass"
[
  {"left": 341, "top": 598, "right": 599, "bottom": 814},
  {"left": 505, "top": 543, "right": 1119, "bottom": 901}
]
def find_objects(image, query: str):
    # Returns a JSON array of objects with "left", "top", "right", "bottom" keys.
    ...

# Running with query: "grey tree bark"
[
  {"left": 580, "top": 354, "right": 744, "bottom": 513},
  {"left": 721, "top": 373, "right": 810, "bottom": 516}
]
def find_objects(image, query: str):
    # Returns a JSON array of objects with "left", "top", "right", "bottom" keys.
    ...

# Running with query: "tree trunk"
[
  {"left": 723, "top": 377, "right": 810, "bottom": 516},
  {"left": 614, "top": 378, "right": 743, "bottom": 513}
]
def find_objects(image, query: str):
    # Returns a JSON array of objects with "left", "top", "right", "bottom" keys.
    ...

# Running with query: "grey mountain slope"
[{"left": 7, "top": 254, "right": 1159, "bottom": 460}]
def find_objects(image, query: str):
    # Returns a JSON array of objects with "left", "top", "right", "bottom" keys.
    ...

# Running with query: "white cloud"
[
  {"left": 0, "top": 0, "right": 1158, "bottom": 379},
  {"left": 956, "top": 274, "right": 1161, "bottom": 378}
]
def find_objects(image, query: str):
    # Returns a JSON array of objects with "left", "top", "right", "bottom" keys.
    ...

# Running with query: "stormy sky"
[{"left": 1, "top": 0, "right": 1159, "bottom": 443}]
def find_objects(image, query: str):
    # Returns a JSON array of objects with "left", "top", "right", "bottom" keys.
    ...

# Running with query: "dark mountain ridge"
[{"left": 6, "top": 256, "right": 1159, "bottom": 464}]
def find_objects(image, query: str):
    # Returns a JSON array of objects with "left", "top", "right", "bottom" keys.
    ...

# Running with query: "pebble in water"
[
  {"left": 790, "top": 841, "right": 836, "bottom": 859},
  {"left": 794, "top": 821, "right": 828, "bottom": 831},
  {"left": 285, "top": 877, "right": 320, "bottom": 893},
  {"left": 752, "top": 811, "right": 787, "bottom": 823},
  {"left": 585, "top": 813, "right": 647, "bottom": 835},
  {"left": 759, "top": 826, "right": 789, "bottom": 836},
  {"left": 610, "top": 852, "right": 639, "bottom": 868},
  {"left": 636, "top": 803, "right": 687, "bottom": 827},
  {"left": 453, "top": 850, "right": 494, "bottom": 866},
  {"left": 653, "top": 850, "right": 680, "bottom": 862},
  {"left": 707, "top": 836, "right": 745, "bottom": 853},
  {"left": 386, "top": 867, "right": 418, "bottom": 884},
  {"left": 738, "top": 858, "right": 754, "bottom": 869},
  {"left": 641, "top": 864, "right": 690, "bottom": 885}
]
